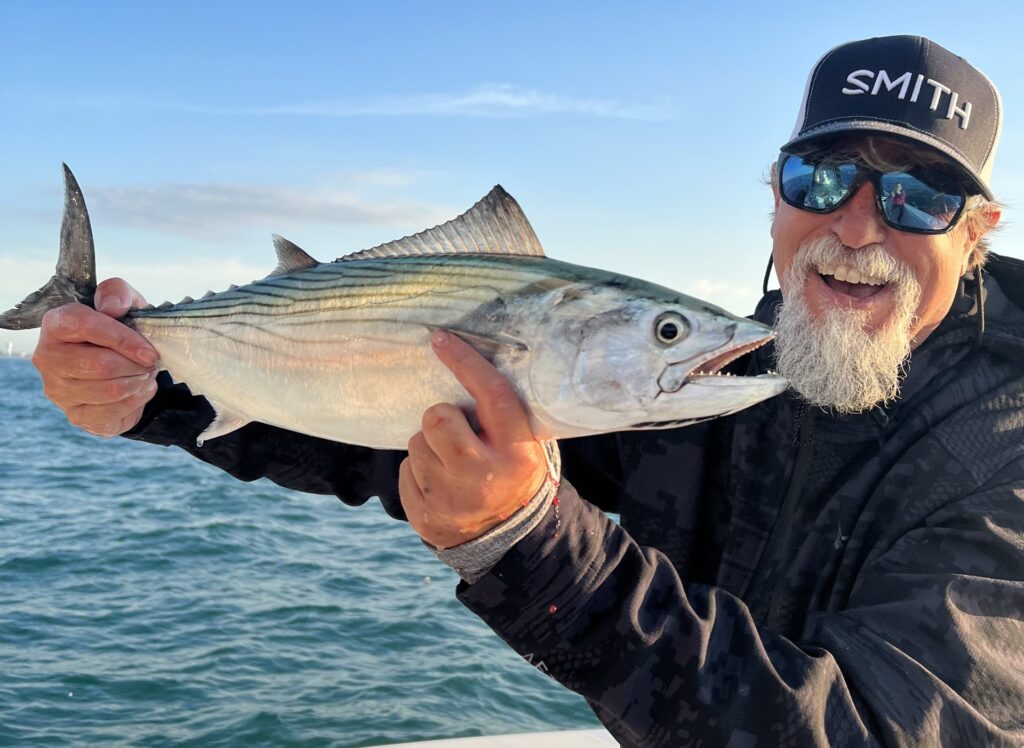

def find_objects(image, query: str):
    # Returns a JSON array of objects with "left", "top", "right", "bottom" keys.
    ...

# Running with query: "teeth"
[{"left": 817, "top": 263, "right": 887, "bottom": 286}]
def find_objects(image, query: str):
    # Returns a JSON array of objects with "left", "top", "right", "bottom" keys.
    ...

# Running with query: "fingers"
[
  {"left": 406, "top": 431, "right": 445, "bottom": 492},
  {"left": 419, "top": 403, "right": 483, "bottom": 469},
  {"left": 95, "top": 277, "right": 148, "bottom": 318},
  {"left": 60, "top": 370, "right": 156, "bottom": 405},
  {"left": 65, "top": 377, "right": 158, "bottom": 436},
  {"left": 56, "top": 342, "right": 154, "bottom": 380},
  {"left": 40, "top": 304, "right": 158, "bottom": 367},
  {"left": 33, "top": 285, "right": 161, "bottom": 438},
  {"left": 430, "top": 330, "right": 533, "bottom": 446},
  {"left": 398, "top": 457, "right": 427, "bottom": 525}
]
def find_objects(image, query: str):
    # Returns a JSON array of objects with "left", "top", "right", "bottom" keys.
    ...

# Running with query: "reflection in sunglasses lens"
[{"left": 781, "top": 155, "right": 962, "bottom": 233}]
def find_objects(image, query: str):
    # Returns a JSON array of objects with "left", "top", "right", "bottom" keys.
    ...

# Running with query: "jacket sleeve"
[
  {"left": 122, "top": 373, "right": 408, "bottom": 518},
  {"left": 457, "top": 465, "right": 1024, "bottom": 747}
]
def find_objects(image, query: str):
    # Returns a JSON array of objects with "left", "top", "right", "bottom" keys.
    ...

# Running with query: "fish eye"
[{"left": 654, "top": 312, "right": 689, "bottom": 346}]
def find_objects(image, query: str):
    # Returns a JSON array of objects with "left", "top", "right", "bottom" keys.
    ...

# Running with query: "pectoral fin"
[{"left": 449, "top": 328, "right": 528, "bottom": 358}]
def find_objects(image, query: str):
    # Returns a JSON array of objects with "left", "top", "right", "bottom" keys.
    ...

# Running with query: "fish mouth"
[
  {"left": 686, "top": 334, "right": 774, "bottom": 379},
  {"left": 656, "top": 330, "right": 776, "bottom": 396},
  {"left": 635, "top": 331, "right": 786, "bottom": 430}
]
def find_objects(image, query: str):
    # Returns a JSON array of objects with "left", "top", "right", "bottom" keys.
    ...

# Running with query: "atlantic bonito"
[{"left": 1, "top": 166, "right": 787, "bottom": 448}]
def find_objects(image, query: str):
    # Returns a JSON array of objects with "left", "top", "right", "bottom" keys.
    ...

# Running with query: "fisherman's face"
[{"left": 770, "top": 142, "right": 977, "bottom": 346}]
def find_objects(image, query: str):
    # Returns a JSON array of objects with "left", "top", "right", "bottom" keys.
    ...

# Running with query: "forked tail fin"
[{"left": 0, "top": 164, "right": 97, "bottom": 330}]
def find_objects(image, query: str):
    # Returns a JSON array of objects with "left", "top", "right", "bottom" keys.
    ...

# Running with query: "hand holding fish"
[
  {"left": 399, "top": 330, "right": 549, "bottom": 550},
  {"left": 32, "top": 278, "right": 160, "bottom": 437}
]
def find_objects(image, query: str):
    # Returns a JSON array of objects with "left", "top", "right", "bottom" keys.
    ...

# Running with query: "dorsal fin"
[
  {"left": 337, "top": 186, "right": 544, "bottom": 262},
  {"left": 269, "top": 235, "right": 319, "bottom": 277}
]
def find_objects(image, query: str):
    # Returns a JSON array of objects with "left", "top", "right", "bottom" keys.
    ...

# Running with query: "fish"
[{"left": 1, "top": 165, "right": 787, "bottom": 449}]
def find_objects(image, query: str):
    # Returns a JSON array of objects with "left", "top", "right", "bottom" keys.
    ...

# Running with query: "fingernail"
[
  {"left": 98, "top": 293, "right": 128, "bottom": 314},
  {"left": 56, "top": 307, "right": 77, "bottom": 331},
  {"left": 138, "top": 349, "right": 158, "bottom": 366},
  {"left": 431, "top": 330, "right": 450, "bottom": 347}
]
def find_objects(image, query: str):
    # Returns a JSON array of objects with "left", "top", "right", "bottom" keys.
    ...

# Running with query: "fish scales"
[{"left": 129, "top": 256, "right": 571, "bottom": 445}]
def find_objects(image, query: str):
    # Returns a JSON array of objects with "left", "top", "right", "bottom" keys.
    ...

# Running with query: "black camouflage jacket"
[{"left": 125, "top": 255, "right": 1024, "bottom": 747}]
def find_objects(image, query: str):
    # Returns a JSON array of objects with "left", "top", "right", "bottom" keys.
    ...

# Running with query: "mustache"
[{"left": 792, "top": 235, "right": 911, "bottom": 284}]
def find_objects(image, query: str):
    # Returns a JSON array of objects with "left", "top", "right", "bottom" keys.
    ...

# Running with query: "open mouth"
[
  {"left": 656, "top": 328, "right": 781, "bottom": 398},
  {"left": 689, "top": 335, "right": 774, "bottom": 377},
  {"left": 638, "top": 332, "right": 786, "bottom": 428},
  {"left": 816, "top": 264, "right": 891, "bottom": 301}
]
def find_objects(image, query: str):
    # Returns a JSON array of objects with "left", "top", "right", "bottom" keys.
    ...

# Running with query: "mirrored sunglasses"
[{"left": 777, "top": 153, "right": 968, "bottom": 234}]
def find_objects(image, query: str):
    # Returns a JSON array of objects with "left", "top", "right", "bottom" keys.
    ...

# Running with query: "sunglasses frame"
[{"left": 776, "top": 152, "right": 968, "bottom": 235}]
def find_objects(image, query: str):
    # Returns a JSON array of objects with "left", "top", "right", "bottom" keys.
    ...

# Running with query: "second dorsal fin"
[{"left": 337, "top": 186, "right": 544, "bottom": 262}]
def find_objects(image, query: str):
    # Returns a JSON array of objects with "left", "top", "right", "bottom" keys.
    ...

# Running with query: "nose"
[{"left": 830, "top": 181, "right": 887, "bottom": 248}]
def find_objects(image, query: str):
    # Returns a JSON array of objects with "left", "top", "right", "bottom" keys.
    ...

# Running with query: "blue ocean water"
[{"left": 0, "top": 359, "right": 599, "bottom": 746}]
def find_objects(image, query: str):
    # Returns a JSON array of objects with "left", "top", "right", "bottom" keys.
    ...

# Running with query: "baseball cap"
[{"left": 782, "top": 35, "right": 1001, "bottom": 199}]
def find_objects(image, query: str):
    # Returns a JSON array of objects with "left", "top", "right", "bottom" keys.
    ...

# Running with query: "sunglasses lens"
[
  {"left": 781, "top": 154, "right": 967, "bottom": 233},
  {"left": 780, "top": 156, "right": 858, "bottom": 212},
  {"left": 879, "top": 172, "right": 963, "bottom": 232}
]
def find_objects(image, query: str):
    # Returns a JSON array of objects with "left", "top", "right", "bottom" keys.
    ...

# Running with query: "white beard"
[{"left": 773, "top": 236, "right": 922, "bottom": 413}]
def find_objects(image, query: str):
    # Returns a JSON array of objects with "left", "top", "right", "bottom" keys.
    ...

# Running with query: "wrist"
[
  {"left": 460, "top": 458, "right": 553, "bottom": 542},
  {"left": 434, "top": 440, "right": 562, "bottom": 581}
]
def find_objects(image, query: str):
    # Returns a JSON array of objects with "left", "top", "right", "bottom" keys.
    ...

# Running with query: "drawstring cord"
[
  {"left": 974, "top": 269, "right": 986, "bottom": 348},
  {"left": 763, "top": 254, "right": 775, "bottom": 296}
]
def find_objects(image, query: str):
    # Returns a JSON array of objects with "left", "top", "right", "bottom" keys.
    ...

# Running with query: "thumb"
[
  {"left": 431, "top": 329, "right": 535, "bottom": 447},
  {"left": 95, "top": 278, "right": 147, "bottom": 318}
]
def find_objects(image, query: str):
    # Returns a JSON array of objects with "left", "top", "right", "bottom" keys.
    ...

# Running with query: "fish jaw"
[
  {"left": 644, "top": 371, "right": 789, "bottom": 426},
  {"left": 524, "top": 284, "right": 788, "bottom": 437}
]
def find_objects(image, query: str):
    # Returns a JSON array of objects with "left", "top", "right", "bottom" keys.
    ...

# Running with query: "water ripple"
[{"left": 0, "top": 360, "right": 598, "bottom": 745}]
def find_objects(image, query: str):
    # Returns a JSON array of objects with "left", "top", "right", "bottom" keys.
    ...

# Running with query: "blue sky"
[{"left": 2, "top": 2, "right": 1022, "bottom": 354}]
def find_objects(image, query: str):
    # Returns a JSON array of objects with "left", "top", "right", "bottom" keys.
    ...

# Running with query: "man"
[{"left": 31, "top": 36, "right": 1023, "bottom": 746}]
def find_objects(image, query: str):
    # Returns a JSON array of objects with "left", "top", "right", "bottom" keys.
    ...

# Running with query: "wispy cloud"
[
  {"left": 42, "top": 84, "right": 672, "bottom": 121},
  {"left": 197, "top": 84, "right": 672, "bottom": 120},
  {"left": 0, "top": 257, "right": 267, "bottom": 305},
  {"left": 84, "top": 181, "right": 456, "bottom": 241}
]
